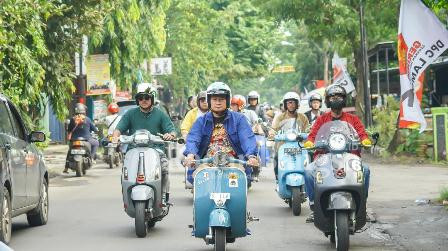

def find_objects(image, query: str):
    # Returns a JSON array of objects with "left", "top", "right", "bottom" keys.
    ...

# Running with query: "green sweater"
[{"left": 116, "top": 107, "right": 175, "bottom": 149}]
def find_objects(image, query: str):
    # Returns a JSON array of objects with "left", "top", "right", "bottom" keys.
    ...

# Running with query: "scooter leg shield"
[
  {"left": 285, "top": 173, "right": 305, "bottom": 187},
  {"left": 328, "top": 191, "right": 355, "bottom": 210},
  {"left": 209, "top": 209, "right": 231, "bottom": 228},
  {"left": 131, "top": 185, "right": 154, "bottom": 201}
]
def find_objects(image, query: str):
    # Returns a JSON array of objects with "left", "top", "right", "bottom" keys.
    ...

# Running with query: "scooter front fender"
[
  {"left": 131, "top": 185, "right": 154, "bottom": 201},
  {"left": 209, "top": 209, "right": 231, "bottom": 228},
  {"left": 328, "top": 191, "right": 354, "bottom": 210},
  {"left": 285, "top": 173, "right": 305, "bottom": 187},
  {"left": 73, "top": 155, "right": 83, "bottom": 161}
]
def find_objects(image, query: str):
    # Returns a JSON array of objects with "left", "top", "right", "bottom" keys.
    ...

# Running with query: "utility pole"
[
  {"left": 359, "top": 0, "right": 373, "bottom": 127},
  {"left": 74, "top": 36, "right": 88, "bottom": 105}
]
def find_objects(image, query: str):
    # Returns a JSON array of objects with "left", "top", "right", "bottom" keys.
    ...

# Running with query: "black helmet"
[
  {"left": 325, "top": 85, "right": 347, "bottom": 109},
  {"left": 206, "top": 82, "right": 232, "bottom": 109},
  {"left": 308, "top": 93, "right": 322, "bottom": 108},
  {"left": 74, "top": 103, "right": 86, "bottom": 115}
]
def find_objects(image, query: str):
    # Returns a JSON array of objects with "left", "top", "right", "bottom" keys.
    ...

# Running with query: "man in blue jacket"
[{"left": 183, "top": 82, "right": 259, "bottom": 167}]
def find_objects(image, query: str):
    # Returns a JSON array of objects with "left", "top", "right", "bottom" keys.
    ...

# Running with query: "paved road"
[{"left": 9, "top": 157, "right": 395, "bottom": 251}]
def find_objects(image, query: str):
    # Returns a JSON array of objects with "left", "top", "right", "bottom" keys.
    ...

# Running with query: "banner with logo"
[
  {"left": 398, "top": 0, "right": 448, "bottom": 132},
  {"left": 399, "top": 73, "right": 424, "bottom": 129},
  {"left": 86, "top": 54, "right": 112, "bottom": 96},
  {"left": 332, "top": 53, "right": 355, "bottom": 94}
]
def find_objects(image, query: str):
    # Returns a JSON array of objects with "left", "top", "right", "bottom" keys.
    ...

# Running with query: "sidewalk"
[
  {"left": 42, "top": 143, "right": 69, "bottom": 178},
  {"left": 366, "top": 158, "right": 448, "bottom": 250}
]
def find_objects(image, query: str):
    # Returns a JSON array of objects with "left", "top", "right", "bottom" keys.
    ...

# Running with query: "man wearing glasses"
[{"left": 112, "top": 83, "right": 176, "bottom": 204}]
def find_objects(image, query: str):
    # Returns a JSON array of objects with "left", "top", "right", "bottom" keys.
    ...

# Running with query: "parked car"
[{"left": 0, "top": 94, "right": 49, "bottom": 244}]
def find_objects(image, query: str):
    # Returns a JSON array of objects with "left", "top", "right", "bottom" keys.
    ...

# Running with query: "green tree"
[
  {"left": 162, "top": 0, "right": 281, "bottom": 100},
  {"left": 0, "top": 0, "right": 108, "bottom": 128},
  {"left": 258, "top": 0, "right": 401, "bottom": 121},
  {"left": 91, "top": 0, "right": 171, "bottom": 90}
]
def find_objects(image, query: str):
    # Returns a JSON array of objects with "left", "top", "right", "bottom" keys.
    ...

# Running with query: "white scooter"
[{"left": 120, "top": 130, "right": 183, "bottom": 238}]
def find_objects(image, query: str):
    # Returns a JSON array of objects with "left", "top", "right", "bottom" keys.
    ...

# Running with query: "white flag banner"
[
  {"left": 332, "top": 53, "right": 356, "bottom": 94},
  {"left": 398, "top": 0, "right": 448, "bottom": 132}
]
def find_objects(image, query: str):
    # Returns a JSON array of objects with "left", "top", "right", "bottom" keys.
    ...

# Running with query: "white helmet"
[
  {"left": 135, "top": 83, "right": 157, "bottom": 103},
  {"left": 247, "top": 91, "right": 260, "bottom": 103},
  {"left": 282, "top": 91, "right": 300, "bottom": 110},
  {"left": 206, "top": 82, "right": 232, "bottom": 108}
]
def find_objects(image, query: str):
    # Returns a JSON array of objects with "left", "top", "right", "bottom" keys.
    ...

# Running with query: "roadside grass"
[{"left": 439, "top": 187, "right": 448, "bottom": 210}]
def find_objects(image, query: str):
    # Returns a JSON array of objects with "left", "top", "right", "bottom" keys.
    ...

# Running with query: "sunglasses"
[{"left": 137, "top": 94, "right": 151, "bottom": 101}]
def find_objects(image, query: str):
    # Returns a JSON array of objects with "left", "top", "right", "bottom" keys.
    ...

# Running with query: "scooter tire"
[
  {"left": 335, "top": 211, "right": 350, "bottom": 251},
  {"left": 291, "top": 187, "right": 302, "bottom": 216},
  {"left": 214, "top": 227, "right": 226, "bottom": 251},
  {"left": 75, "top": 161, "right": 82, "bottom": 177},
  {"left": 135, "top": 201, "right": 147, "bottom": 238},
  {"left": 109, "top": 155, "right": 114, "bottom": 169}
]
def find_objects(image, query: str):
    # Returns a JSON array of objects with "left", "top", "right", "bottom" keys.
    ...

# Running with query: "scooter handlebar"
[{"left": 194, "top": 157, "right": 247, "bottom": 166}]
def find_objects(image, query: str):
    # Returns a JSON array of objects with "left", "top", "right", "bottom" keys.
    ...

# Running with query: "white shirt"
[{"left": 105, "top": 114, "right": 120, "bottom": 136}]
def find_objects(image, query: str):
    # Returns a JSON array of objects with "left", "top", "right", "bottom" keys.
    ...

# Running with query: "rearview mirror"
[{"left": 29, "top": 131, "right": 46, "bottom": 143}]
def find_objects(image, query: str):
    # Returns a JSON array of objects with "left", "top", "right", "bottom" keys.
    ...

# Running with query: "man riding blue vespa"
[{"left": 183, "top": 82, "right": 259, "bottom": 170}]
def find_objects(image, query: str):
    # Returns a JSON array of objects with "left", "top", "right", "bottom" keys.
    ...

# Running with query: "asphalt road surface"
[{"left": 9, "top": 158, "right": 395, "bottom": 251}]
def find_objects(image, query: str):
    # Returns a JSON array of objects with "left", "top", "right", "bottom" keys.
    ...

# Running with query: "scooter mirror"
[{"left": 177, "top": 138, "right": 185, "bottom": 144}]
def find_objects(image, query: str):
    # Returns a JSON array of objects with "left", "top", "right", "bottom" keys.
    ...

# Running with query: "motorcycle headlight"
[
  {"left": 328, "top": 133, "right": 347, "bottom": 151},
  {"left": 286, "top": 132, "right": 297, "bottom": 141},
  {"left": 213, "top": 151, "right": 229, "bottom": 166},
  {"left": 134, "top": 133, "right": 150, "bottom": 144}
]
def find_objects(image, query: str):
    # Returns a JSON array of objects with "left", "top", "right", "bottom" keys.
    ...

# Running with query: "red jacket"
[{"left": 307, "top": 111, "right": 369, "bottom": 157}]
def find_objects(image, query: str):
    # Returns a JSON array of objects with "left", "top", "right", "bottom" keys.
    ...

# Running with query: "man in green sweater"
[{"left": 113, "top": 83, "right": 176, "bottom": 204}]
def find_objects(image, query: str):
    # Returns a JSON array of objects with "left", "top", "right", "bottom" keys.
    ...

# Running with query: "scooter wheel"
[
  {"left": 75, "top": 161, "right": 83, "bottom": 177},
  {"left": 214, "top": 227, "right": 226, "bottom": 251},
  {"left": 335, "top": 211, "right": 350, "bottom": 251},
  {"left": 291, "top": 187, "right": 302, "bottom": 216},
  {"left": 135, "top": 201, "right": 147, "bottom": 238}
]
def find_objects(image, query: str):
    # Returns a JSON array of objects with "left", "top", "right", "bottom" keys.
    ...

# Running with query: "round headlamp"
[
  {"left": 328, "top": 133, "right": 347, "bottom": 151},
  {"left": 286, "top": 132, "right": 297, "bottom": 141}
]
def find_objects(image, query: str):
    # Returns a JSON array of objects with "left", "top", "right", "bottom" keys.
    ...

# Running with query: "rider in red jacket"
[{"left": 303, "top": 85, "right": 372, "bottom": 223}]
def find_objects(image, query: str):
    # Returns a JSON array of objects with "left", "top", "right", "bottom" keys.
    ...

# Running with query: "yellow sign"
[
  {"left": 272, "top": 65, "right": 295, "bottom": 73},
  {"left": 86, "top": 54, "right": 111, "bottom": 96}
]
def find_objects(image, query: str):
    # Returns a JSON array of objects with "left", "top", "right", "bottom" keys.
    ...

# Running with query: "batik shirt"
[{"left": 206, "top": 117, "right": 236, "bottom": 157}]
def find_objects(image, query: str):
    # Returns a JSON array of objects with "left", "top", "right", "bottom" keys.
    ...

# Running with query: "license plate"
[
  {"left": 284, "top": 148, "right": 301, "bottom": 154},
  {"left": 71, "top": 149, "right": 86, "bottom": 155},
  {"left": 210, "top": 193, "right": 230, "bottom": 200}
]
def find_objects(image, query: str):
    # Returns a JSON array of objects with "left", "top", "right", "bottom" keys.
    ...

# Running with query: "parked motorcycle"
[
  {"left": 191, "top": 151, "right": 259, "bottom": 251},
  {"left": 67, "top": 137, "right": 92, "bottom": 177},
  {"left": 120, "top": 130, "right": 183, "bottom": 238},
  {"left": 272, "top": 118, "right": 309, "bottom": 216},
  {"left": 309, "top": 120, "right": 377, "bottom": 251},
  {"left": 102, "top": 135, "right": 123, "bottom": 169}
]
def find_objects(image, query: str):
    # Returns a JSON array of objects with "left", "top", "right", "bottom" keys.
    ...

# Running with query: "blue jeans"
[{"left": 305, "top": 163, "right": 370, "bottom": 204}]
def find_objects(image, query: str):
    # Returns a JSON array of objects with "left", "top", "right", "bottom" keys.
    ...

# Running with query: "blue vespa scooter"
[
  {"left": 273, "top": 118, "right": 309, "bottom": 216},
  {"left": 191, "top": 151, "right": 259, "bottom": 251}
]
